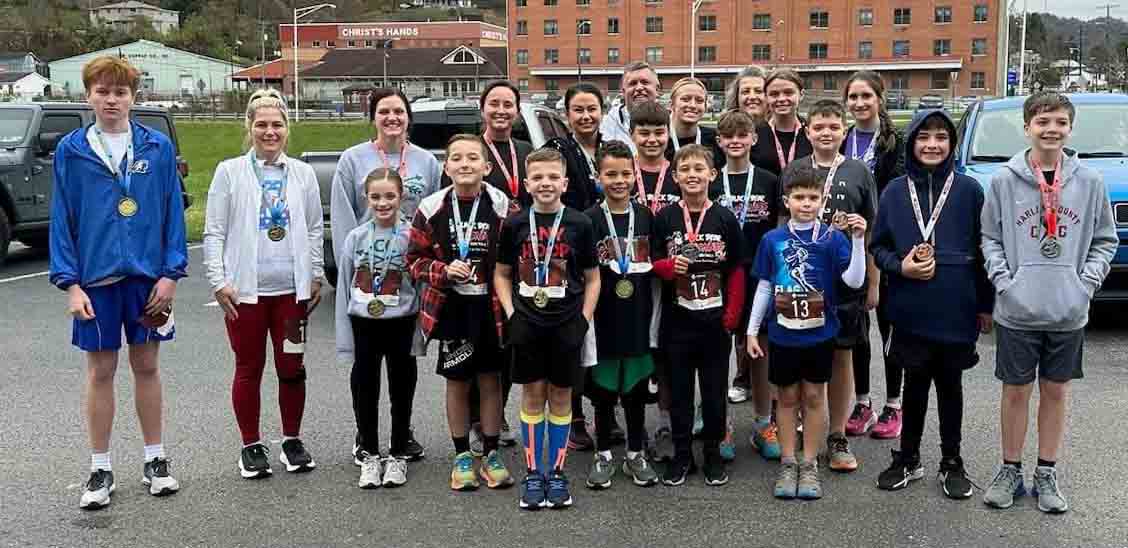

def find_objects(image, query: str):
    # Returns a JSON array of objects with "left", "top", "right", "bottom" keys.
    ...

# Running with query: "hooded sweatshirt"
[
  {"left": 981, "top": 144, "right": 1118, "bottom": 332},
  {"left": 870, "top": 110, "right": 993, "bottom": 345}
]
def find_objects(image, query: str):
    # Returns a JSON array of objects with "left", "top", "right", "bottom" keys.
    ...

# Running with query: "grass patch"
[{"left": 179, "top": 121, "right": 373, "bottom": 241}]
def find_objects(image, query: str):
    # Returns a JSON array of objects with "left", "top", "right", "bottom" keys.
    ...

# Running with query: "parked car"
[
  {"left": 0, "top": 103, "right": 190, "bottom": 266},
  {"left": 885, "top": 89, "right": 909, "bottom": 110},
  {"left": 955, "top": 95, "right": 981, "bottom": 110},
  {"left": 955, "top": 93, "right": 1128, "bottom": 300},
  {"left": 304, "top": 99, "right": 570, "bottom": 282},
  {"left": 916, "top": 94, "right": 946, "bottom": 111}
]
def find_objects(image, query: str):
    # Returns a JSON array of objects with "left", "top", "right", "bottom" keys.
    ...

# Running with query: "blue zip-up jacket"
[
  {"left": 49, "top": 120, "right": 188, "bottom": 290},
  {"left": 869, "top": 110, "right": 993, "bottom": 345}
]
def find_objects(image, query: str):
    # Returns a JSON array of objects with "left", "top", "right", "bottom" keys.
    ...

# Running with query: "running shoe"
[
  {"left": 651, "top": 426, "right": 674, "bottom": 462},
  {"left": 826, "top": 433, "right": 858, "bottom": 473},
  {"left": 520, "top": 471, "right": 547, "bottom": 510},
  {"left": 586, "top": 452, "right": 614, "bottom": 490},
  {"left": 662, "top": 457, "right": 696, "bottom": 486},
  {"left": 752, "top": 421, "right": 782, "bottom": 460},
  {"left": 1032, "top": 466, "right": 1069, "bottom": 514},
  {"left": 937, "top": 456, "right": 974, "bottom": 500},
  {"left": 727, "top": 385, "right": 749, "bottom": 404},
  {"left": 352, "top": 432, "right": 364, "bottom": 466},
  {"left": 773, "top": 461, "right": 798, "bottom": 499},
  {"left": 568, "top": 420, "right": 594, "bottom": 452},
  {"left": 845, "top": 402, "right": 877, "bottom": 436},
  {"left": 450, "top": 451, "right": 479, "bottom": 491},
  {"left": 876, "top": 449, "right": 923, "bottom": 491},
  {"left": 797, "top": 461, "right": 822, "bottom": 499},
  {"left": 719, "top": 420, "right": 736, "bottom": 462},
  {"left": 499, "top": 419, "right": 517, "bottom": 447},
  {"left": 622, "top": 452, "right": 659, "bottom": 487},
  {"left": 357, "top": 452, "right": 382, "bottom": 489},
  {"left": 382, "top": 456, "right": 407, "bottom": 487},
  {"left": 79, "top": 469, "right": 114, "bottom": 510},
  {"left": 239, "top": 443, "right": 272, "bottom": 479},
  {"left": 479, "top": 450, "right": 515, "bottom": 489},
  {"left": 983, "top": 463, "right": 1026, "bottom": 509},
  {"left": 280, "top": 438, "right": 316, "bottom": 473},
  {"left": 390, "top": 430, "right": 425, "bottom": 461},
  {"left": 870, "top": 406, "right": 903, "bottom": 439},
  {"left": 703, "top": 448, "right": 729, "bottom": 487},
  {"left": 141, "top": 457, "right": 180, "bottom": 496},
  {"left": 546, "top": 469, "right": 574, "bottom": 508}
]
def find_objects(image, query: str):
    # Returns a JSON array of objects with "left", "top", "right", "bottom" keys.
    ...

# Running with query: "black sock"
[
  {"left": 1036, "top": 458, "right": 1055, "bottom": 468},
  {"left": 453, "top": 435, "right": 470, "bottom": 454},
  {"left": 483, "top": 434, "right": 499, "bottom": 454},
  {"left": 1004, "top": 459, "right": 1022, "bottom": 469}
]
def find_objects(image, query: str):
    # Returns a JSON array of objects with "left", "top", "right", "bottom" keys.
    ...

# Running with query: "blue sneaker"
[
  {"left": 719, "top": 422, "right": 736, "bottom": 462},
  {"left": 546, "top": 469, "right": 574, "bottom": 509},
  {"left": 752, "top": 421, "right": 782, "bottom": 460},
  {"left": 519, "top": 472, "right": 547, "bottom": 510}
]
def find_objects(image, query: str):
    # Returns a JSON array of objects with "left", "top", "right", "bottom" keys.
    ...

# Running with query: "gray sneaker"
[
  {"left": 499, "top": 420, "right": 517, "bottom": 447},
  {"left": 983, "top": 463, "right": 1026, "bottom": 509},
  {"left": 622, "top": 452, "right": 659, "bottom": 486},
  {"left": 1032, "top": 466, "right": 1069, "bottom": 514},
  {"left": 797, "top": 461, "right": 822, "bottom": 499},
  {"left": 651, "top": 426, "right": 674, "bottom": 463},
  {"left": 773, "top": 460, "right": 798, "bottom": 499},
  {"left": 586, "top": 452, "right": 614, "bottom": 490}
]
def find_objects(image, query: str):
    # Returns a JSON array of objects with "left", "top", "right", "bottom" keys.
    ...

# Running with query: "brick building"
[{"left": 508, "top": 0, "right": 1009, "bottom": 101}]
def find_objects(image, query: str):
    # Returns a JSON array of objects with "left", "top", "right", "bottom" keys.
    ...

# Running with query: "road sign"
[{"left": 1007, "top": 70, "right": 1018, "bottom": 85}]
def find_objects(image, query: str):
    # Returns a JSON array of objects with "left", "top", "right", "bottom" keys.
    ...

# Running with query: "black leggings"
[
  {"left": 590, "top": 375, "right": 648, "bottom": 452},
  {"left": 852, "top": 289, "right": 902, "bottom": 401},
  {"left": 350, "top": 315, "right": 418, "bottom": 454},
  {"left": 901, "top": 365, "right": 963, "bottom": 460},
  {"left": 666, "top": 332, "right": 731, "bottom": 458}
]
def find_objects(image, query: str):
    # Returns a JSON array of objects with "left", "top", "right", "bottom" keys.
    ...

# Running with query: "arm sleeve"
[
  {"left": 329, "top": 152, "right": 358, "bottom": 264},
  {"left": 48, "top": 145, "right": 80, "bottom": 290},
  {"left": 722, "top": 265, "right": 746, "bottom": 332},
  {"left": 1079, "top": 176, "right": 1119, "bottom": 296},
  {"left": 160, "top": 144, "right": 189, "bottom": 280},
  {"left": 841, "top": 234, "right": 866, "bottom": 289},
  {"left": 980, "top": 173, "right": 1014, "bottom": 293},
  {"left": 650, "top": 211, "right": 677, "bottom": 280},
  {"left": 202, "top": 162, "right": 231, "bottom": 294},
  {"left": 745, "top": 279, "right": 773, "bottom": 336},
  {"left": 334, "top": 233, "right": 356, "bottom": 363},
  {"left": 305, "top": 168, "right": 325, "bottom": 281}
]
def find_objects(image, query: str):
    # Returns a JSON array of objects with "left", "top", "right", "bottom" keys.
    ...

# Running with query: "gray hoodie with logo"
[{"left": 981, "top": 149, "right": 1118, "bottom": 331}]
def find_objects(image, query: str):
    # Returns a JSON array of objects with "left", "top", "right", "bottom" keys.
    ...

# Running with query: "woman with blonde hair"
[
  {"left": 203, "top": 88, "right": 325, "bottom": 479},
  {"left": 664, "top": 77, "right": 724, "bottom": 168}
]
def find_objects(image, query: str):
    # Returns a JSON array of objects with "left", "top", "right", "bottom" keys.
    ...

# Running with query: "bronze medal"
[
  {"left": 267, "top": 225, "right": 286, "bottom": 242},
  {"left": 367, "top": 299, "right": 385, "bottom": 317},
  {"left": 533, "top": 288, "right": 549, "bottom": 309},
  {"left": 681, "top": 244, "right": 700, "bottom": 262},
  {"left": 913, "top": 242, "right": 935, "bottom": 262},
  {"left": 117, "top": 197, "right": 139, "bottom": 217},
  {"left": 614, "top": 278, "right": 634, "bottom": 299},
  {"left": 1040, "top": 239, "right": 1061, "bottom": 259},
  {"left": 832, "top": 210, "right": 849, "bottom": 231}
]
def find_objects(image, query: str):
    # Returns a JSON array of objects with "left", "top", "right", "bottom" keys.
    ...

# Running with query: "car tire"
[
  {"left": 18, "top": 232, "right": 49, "bottom": 249},
  {"left": 0, "top": 206, "right": 11, "bottom": 267}
]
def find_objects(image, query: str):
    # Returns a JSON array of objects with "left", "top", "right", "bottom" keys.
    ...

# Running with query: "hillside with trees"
[{"left": 1010, "top": 12, "right": 1128, "bottom": 91}]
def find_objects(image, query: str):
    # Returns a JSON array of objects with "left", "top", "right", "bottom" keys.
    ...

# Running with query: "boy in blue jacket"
[
  {"left": 870, "top": 110, "right": 992, "bottom": 499},
  {"left": 49, "top": 56, "right": 188, "bottom": 510}
]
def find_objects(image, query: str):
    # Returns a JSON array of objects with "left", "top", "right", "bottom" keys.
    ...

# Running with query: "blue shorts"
[{"left": 72, "top": 277, "right": 175, "bottom": 352}]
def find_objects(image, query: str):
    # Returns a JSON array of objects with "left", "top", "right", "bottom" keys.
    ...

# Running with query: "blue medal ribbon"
[{"left": 529, "top": 207, "right": 565, "bottom": 286}]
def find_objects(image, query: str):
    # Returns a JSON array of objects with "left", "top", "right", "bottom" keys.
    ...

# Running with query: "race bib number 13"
[{"left": 775, "top": 290, "right": 826, "bottom": 330}]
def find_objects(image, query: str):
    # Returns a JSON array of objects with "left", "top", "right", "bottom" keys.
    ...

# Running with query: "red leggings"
[{"left": 225, "top": 294, "right": 308, "bottom": 445}]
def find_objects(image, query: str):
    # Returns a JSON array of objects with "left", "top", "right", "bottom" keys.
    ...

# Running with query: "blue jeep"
[{"left": 954, "top": 93, "right": 1128, "bottom": 300}]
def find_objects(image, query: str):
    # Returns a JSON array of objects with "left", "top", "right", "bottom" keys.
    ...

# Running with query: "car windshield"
[
  {"left": 970, "top": 103, "right": 1128, "bottom": 161},
  {"left": 408, "top": 113, "right": 532, "bottom": 154},
  {"left": 0, "top": 109, "right": 33, "bottom": 145}
]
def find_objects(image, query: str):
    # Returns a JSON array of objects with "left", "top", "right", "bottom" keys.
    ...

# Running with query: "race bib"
[
  {"left": 452, "top": 258, "right": 487, "bottom": 296},
  {"left": 775, "top": 290, "right": 826, "bottom": 330},
  {"left": 675, "top": 271, "right": 722, "bottom": 310}
]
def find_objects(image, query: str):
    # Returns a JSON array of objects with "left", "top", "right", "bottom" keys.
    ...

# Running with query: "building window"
[
  {"left": 644, "top": 0, "right": 661, "bottom": 4},
  {"left": 893, "top": 40, "right": 910, "bottom": 58},
  {"left": 859, "top": 41, "right": 873, "bottom": 59},
  {"left": 608, "top": 47, "right": 620, "bottom": 64},
  {"left": 809, "top": 10, "right": 829, "bottom": 28},
  {"left": 312, "top": 40, "right": 321, "bottom": 47},
  {"left": 347, "top": 40, "right": 356, "bottom": 47},
  {"left": 646, "top": 46, "right": 663, "bottom": 64},
  {"left": 891, "top": 75, "right": 909, "bottom": 89},
  {"left": 972, "top": 38, "right": 987, "bottom": 56},
  {"left": 753, "top": 13, "right": 771, "bottom": 30},
  {"left": 971, "top": 71, "right": 986, "bottom": 89},
  {"left": 934, "top": 39, "right": 951, "bottom": 56},
  {"left": 699, "top": 15, "right": 717, "bottom": 32},
  {"left": 327, "top": 40, "right": 336, "bottom": 48},
  {"left": 698, "top": 46, "right": 717, "bottom": 63},
  {"left": 544, "top": 20, "right": 558, "bottom": 36},
  {"left": 516, "top": 49, "right": 529, "bottom": 65},
  {"left": 894, "top": 8, "right": 911, "bottom": 25},
  {"left": 646, "top": 16, "right": 663, "bottom": 33},
  {"left": 608, "top": 17, "right": 619, "bottom": 34},
  {"left": 858, "top": 8, "right": 873, "bottom": 26},
  {"left": 823, "top": 74, "right": 837, "bottom": 91},
  {"left": 545, "top": 78, "right": 559, "bottom": 92},
  {"left": 364, "top": 40, "right": 373, "bottom": 47},
  {"left": 516, "top": 20, "right": 528, "bottom": 36},
  {"left": 518, "top": 78, "right": 529, "bottom": 91},
  {"left": 577, "top": 0, "right": 590, "bottom": 5},
  {"left": 934, "top": 6, "right": 952, "bottom": 23},
  {"left": 974, "top": 4, "right": 988, "bottom": 22},
  {"left": 577, "top": 19, "right": 591, "bottom": 35},
  {"left": 752, "top": 44, "right": 771, "bottom": 60},
  {"left": 809, "top": 43, "right": 828, "bottom": 60},
  {"left": 578, "top": 48, "right": 591, "bottom": 64},
  {"left": 608, "top": 76, "right": 620, "bottom": 91},
  {"left": 545, "top": 48, "right": 559, "bottom": 64},
  {"left": 545, "top": 0, "right": 558, "bottom": 5},
  {"left": 516, "top": 0, "right": 527, "bottom": 6},
  {"left": 931, "top": 71, "right": 950, "bottom": 89}
]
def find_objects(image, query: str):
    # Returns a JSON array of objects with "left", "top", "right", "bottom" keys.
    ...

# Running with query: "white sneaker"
[
  {"left": 79, "top": 470, "right": 115, "bottom": 510},
  {"left": 382, "top": 456, "right": 408, "bottom": 487},
  {"left": 142, "top": 457, "right": 180, "bottom": 496},
  {"left": 728, "top": 385, "right": 749, "bottom": 404},
  {"left": 358, "top": 453, "right": 382, "bottom": 489}
]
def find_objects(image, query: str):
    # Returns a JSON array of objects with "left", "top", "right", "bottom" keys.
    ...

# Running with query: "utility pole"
[
  {"left": 691, "top": 0, "right": 704, "bottom": 79},
  {"left": 1097, "top": 4, "right": 1121, "bottom": 90},
  {"left": 1018, "top": 0, "right": 1027, "bottom": 95}
]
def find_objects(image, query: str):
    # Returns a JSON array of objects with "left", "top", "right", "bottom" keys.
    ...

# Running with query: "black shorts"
[
  {"left": 509, "top": 313, "right": 587, "bottom": 388},
  {"left": 833, "top": 298, "right": 869, "bottom": 349},
  {"left": 435, "top": 335, "right": 503, "bottom": 381},
  {"left": 768, "top": 339, "right": 835, "bottom": 386}
]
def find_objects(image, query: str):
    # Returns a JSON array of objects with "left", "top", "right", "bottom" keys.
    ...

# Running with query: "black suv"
[{"left": 0, "top": 103, "right": 190, "bottom": 265}]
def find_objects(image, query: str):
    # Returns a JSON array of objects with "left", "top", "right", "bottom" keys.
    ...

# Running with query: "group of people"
[{"left": 50, "top": 56, "right": 1117, "bottom": 514}]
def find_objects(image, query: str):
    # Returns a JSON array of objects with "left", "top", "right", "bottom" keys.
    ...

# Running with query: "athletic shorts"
[
  {"left": 768, "top": 339, "right": 834, "bottom": 386},
  {"left": 72, "top": 277, "right": 174, "bottom": 352},
  {"left": 833, "top": 298, "right": 869, "bottom": 349},
  {"left": 509, "top": 313, "right": 587, "bottom": 388},
  {"left": 887, "top": 330, "right": 978, "bottom": 371},
  {"left": 994, "top": 323, "right": 1084, "bottom": 384},
  {"left": 435, "top": 334, "right": 503, "bottom": 382}
]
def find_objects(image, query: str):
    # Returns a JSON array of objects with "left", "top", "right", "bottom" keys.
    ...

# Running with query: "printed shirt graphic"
[
  {"left": 432, "top": 193, "right": 504, "bottom": 342},
  {"left": 352, "top": 224, "right": 409, "bottom": 302},
  {"left": 586, "top": 202, "right": 654, "bottom": 358},
  {"left": 632, "top": 168, "right": 682, "bottom": 213},
  {"left": 256, "top": 167, "right": 296, "bottom": 295},
  {"left": 753, "top": 226, "right": 851, "bottom": 346},
  {"left": 708, "top": 169, "right": 781, "bottom": 268}
]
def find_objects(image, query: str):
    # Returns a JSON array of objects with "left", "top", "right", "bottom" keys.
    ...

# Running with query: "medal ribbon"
[
  {"left": 1031, "top": 156, "right": 1063, "bottom": 240},
  {"left": 906, "top": 172, "right": 955, "bottom": 246},
  {"left": 248, "top": 149, "right": 290, "bottom": 227},
  {"left": 633, "top": 159, "right": 670, "bottom": 213},
  {"left": 849, "top": 128, "right": 878, "bottom": 171},
  {"left": 94, "top": 127, "right": 134, "bottom": 198},
  {"left": 601, "top": 201, "right": 634, "bottom": 275},
  {"left": 814, "top": 154, "right": 845, "bottom": 232},
  {"left": 769, "top": 120, "right": 801, "bottom": 171},
  {"left": 373, "top": 138, "right": 409, "bottom": 177},
  {"left": 579, "top": 141, "right": 601, "bottom": 195},
  {"left": 722, "top": 166, "right": 757, "bottom": 225},
  {"left": 368, "top": 220, "right": 400, "bottom": 293},
  {"left": 485, "top": 137, "right": 520, "bottom": 198},
  {"left": 787, "top": 219, "right": 824, "bottom": 245},
  {"left": 679, "top": 199, "right": 712, "bottom": 243},
  {"left": 450, "top": 190, "right": 482, "bottom": 261},
  {"left": 669, "top": 123, "right": 702, "bottom": 153},
  {"left": 529, "top": 207, "right": 565, "bottom": 286}
]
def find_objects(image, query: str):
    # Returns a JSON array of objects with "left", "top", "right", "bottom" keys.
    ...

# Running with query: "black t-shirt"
[
  {"left": 498, "top": 206, "right": 598, "bottom": 328},
  {"left": 441, "top": 138, "right": 534, "bottom": 212},
  {"left": 632, "top": 166, "right": 681, "bottom": 215},
  {"left": 665, "top": 125, "right": 726, "bottom": 169},
  {"left": 432, "top": 192, "right": 505, "bottom": 342},
  {"left": 1042, "top": 170, "right": 1056, "bottom": 185},
  {"left": 752, "top": 123, "right": 814, "bottom": 176},
  {"left": 652, "top": 202, "right": 744, "bottom": 341},
  {"left": 707, "top": 167, "right": 781, "bottom": 269},
  {"left": 584, "top": 201, "right": 655, "bottom": 359}
]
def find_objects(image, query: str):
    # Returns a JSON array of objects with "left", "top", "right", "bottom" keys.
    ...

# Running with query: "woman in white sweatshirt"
[{"left": 202, "top": 89, "right": 325, "bottom": 480}]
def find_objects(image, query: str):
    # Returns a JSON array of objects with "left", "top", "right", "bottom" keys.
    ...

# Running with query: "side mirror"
[{"left": 37, "top": 132, "right": 62, "bottom": 156}]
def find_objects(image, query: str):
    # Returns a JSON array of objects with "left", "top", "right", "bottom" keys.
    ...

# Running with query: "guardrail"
[{"left": 173, "top": 110, "right": 367, "bottom": 120}]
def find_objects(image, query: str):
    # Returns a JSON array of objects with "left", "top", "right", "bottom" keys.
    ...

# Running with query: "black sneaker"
[
  {"left": 938, "top": 456, "right": 975, "bottom": 500},
  {"left": 79, "top": 469, "right": 115, "bottom": 510},
  {"left": 390, "top": 430, "right": 426, "bottom": 462},
  {"left": 239, "top": 443, "right": 273, "bottom": 479},
  {"left": 662, "top": 456, "right": 697, "bottom": 486},
  {"left": 568, "top": 420, "right": 594, "bottom": 452},
  {"left": 703, "top": 448, "right": 729, "bottom": 486},
  {"left": 876, "top": 449, "right": 923, "bottom": 491},
  {"left": 545, "top": 469, "right": 574, "bottom": 509},
  {"left": 142, "top": 457, "right": 180, "bottom": 496},
  {"left": 280, "top": 438, "right": 316, "bottom": 473}
]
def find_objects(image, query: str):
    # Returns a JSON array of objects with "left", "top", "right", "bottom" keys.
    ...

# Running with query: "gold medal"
[
  {"left": 367, "top": 299, "right": 385, "bottom": 317},
  {"left": 117, "top": 197, "right": 138, "bottom": 217},
  {"left": 614, "top": 278, "right": 634, "bottom": 299},
  {"left": 533, "top": 288, "right": 549, "bottom": 309},
  {"left": 267, "top": 225, "right": 286, "bottom": 242},
  {"left": 832, "top": 210, "right": 849, "bottom": 231},
  {"left": 913, "top": 242, "right": 935, "bottom": 262}
]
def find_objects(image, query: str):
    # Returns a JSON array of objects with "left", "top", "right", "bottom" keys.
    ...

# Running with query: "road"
[{"left": 2, "top": 247, "right": 1126, "bottom": 548}]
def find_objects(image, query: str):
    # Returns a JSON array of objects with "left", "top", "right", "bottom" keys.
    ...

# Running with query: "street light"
[
  {"left": 293, "top": 3, "right": 336, "bottom": 122},
  {"left": 690, "top": 0, "right": 705, "bottom": 79}
]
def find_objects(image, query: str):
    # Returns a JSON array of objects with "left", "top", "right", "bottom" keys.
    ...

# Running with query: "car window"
[
  {"left": 550, "top": 116, "right": 570, "bottom": 140},
  {"left": 410, "top": 120, "right": 481, "bottom": 152},
  {"left": 537, "top": 113, "right": 560, "bottom": 140},
  {"left": 133, "top": 114, "right": 176, "bottom": 149},
  {"left": 970, "top": 104, "right": 1128, "bottom": 161},
  {"left": 0, "top": 109, "right": 33, "bottom": 145},
  {"left": 40, "top": 114, "right": 83, "bottom": 137}
]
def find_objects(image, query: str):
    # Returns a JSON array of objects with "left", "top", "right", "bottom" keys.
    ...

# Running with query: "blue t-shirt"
[{"left": 753, "top": 225, "right": 851, "bottom": 347}]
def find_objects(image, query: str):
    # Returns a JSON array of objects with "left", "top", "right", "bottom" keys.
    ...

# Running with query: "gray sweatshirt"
[
  {"left": 329, "top": 140, "right": 442, "bottom": 263},
  {"left": 981, "top": 149, "right": 1118, "bottom": 331}
]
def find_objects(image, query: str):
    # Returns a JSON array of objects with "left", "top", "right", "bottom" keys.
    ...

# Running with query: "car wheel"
[
  {"left": 18, "top": 232, "right": 49, "bottom": 249},
  {"left": 0, "top": 206, "right": 11, "bottom": 267}
]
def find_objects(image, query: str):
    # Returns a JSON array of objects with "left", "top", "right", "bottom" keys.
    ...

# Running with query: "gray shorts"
[{"left": 994, "top": 323, "right": 1084, "bottom": 385}]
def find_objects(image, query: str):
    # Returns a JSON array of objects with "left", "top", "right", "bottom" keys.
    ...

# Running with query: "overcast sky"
[{"left": 1025, "top": 0, "right": 1128, "bottom": 20}]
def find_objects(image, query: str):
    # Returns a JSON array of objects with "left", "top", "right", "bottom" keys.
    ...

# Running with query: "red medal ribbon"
[
  {"left": 769, "top": 119, "right": 801, "bottom": 172},
  {"left": 1031, "top": 155, "right": 1063, "bottom": 239},
  {"left": 634, "top": 159, "right": 670, "bottom": 214},
  {"left": 485, "top": 137, "right": 520, "bottom": 198},
  {"left": 373, "top": 138, "right": 409, "bottom": 177},
  {"left": 680, "top": 198, "right": 712, "bottom": 243}
]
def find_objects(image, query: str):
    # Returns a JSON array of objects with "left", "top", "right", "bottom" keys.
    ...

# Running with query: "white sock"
[
  {"left": 599, "top": 450, "right": 613, "bottom": 461},
  {"left": 626, "top": 450, "right": 641, "bottom": 460},
  {"left": 143, "top": 444, "right": 165, "bottom": 462},
  {"left": 857, "top": 394, "right": 871, "bottom": 408},
  {"left": 659, "top": 411, "right": 671, "bottom": 430},
  {"left": 887, "top": 398, "right": 902, "bottom": 409},
  {"left": 91, "top": 452, "right": 112, "bottom": 472},
  {"left": 243, "top": 440, "right": 263, "bottom": 449},
  {"left": 282, "top": 435, "right": 299, "bottom": 442}
]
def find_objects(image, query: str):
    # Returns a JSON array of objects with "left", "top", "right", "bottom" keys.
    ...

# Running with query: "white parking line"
[{"left": 0, "top": 244, "right": 204, "bottom": 284}]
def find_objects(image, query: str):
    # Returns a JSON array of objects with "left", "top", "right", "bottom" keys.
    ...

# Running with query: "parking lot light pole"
[{"left": 293, "top": 3, "right": 336, "bottom": 122}]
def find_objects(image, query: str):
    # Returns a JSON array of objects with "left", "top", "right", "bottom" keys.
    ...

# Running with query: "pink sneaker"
[
  {"left": 845, "top": 402, "right": 877, "bottom": 436},
  {"left": 870, "top": 406, "right": 902, "bottom": 439}
]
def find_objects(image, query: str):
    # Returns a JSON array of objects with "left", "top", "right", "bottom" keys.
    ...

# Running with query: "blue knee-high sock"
[
  {"left": 520, "top": 409, "right": 546, "bottom": 474},
  {"left": 547, "top": 412, "right": 573, "bottom": 473}
]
